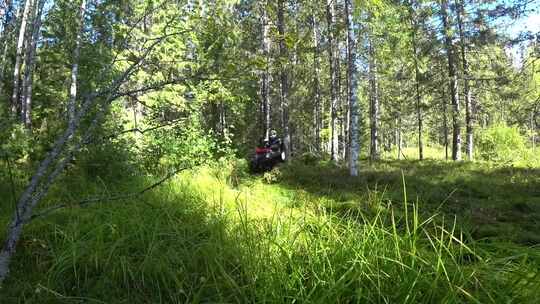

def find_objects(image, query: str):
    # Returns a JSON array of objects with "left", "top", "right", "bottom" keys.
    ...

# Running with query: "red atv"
[{"left": 249, "top": 140, "right": 286, "bottom": 173}]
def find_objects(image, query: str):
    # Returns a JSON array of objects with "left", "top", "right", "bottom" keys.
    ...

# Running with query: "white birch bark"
[
  {"left": 10, "top": 0, "right": 33, "bottom": 118},
  {"left": 440, "top": 0, "right": 462, "bottom": 161},
  {"left": 335, "top": 36, "right": 343, "bottom": 161},
  {"left": 21, "top": 0, "right": 45, "bottom": 129},
  {"left": 0, "top": 32, "right": 168, "bottom": 286},
  {"left": 68, "top": 0, "right": 87, "bottom": 127},
  {"left": 312, "top": 13, "right": 322, "bottom": 152},
  {"left": 325, "top": 0, "right": 338, "bottom": 161},
  {"left": 277, "top": 0, "right": 290, "bottom": 159},
  {"left": 368, "top": 37, "right": 380, "bottom": 160},
  {"left": 0, "top": 0, "right": 10, "bottom": 41},
  {"left": 260, "top": 1, "right": 271, "bottom": 139},
  {"left": 456, "top": 0, "right": 473, "bottom": 160},
  {"left": 0, "top": 0, "right": 14, "bottom": 97},
  {"left": 346, "top": 0, "right": 359, "bottom": 176},
  {"left": 410, "top": 0, "right": 423, "bottom": 160}
]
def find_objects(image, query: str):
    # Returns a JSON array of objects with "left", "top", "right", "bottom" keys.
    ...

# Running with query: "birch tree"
[
  {"left": 312, "top": 12, "right": 322, "bottom": 152},
  {"left": 20, "top": 0, "right": 45, "bottom": 129},
  {"left": 0, "top": 0, "right": 13, "bottom": 97},
  {"left": 10, "top": 0, "right": 33, "bottom": 118},
  {"left": 67, "top": 0, "right": 87, "bottom": 128},
  {"left": 277, "top": 0, "right": 291, "bottom": 159},
  {"left": 259, "top": 1, "right": 271, "bottom": 139},
  {"left": 440, "top": 0, "right": 461, "bottom": 161},
  {"left": 346, "top": 0, "right": 359, "bottom": 176},
  {"left": 456, "top": 0, "right": 473, "bottom": 160},
  {"left": 0, "top": 5, "right": 190, "bottom": 284},
  {"left": 410, "top": 0, "right": 424, "bottom": 160},
  {"left": 0, "top": 0, "right": 11, "bottom": 46},
  {"left": 335, "top": 26, "right": 343, "bottom": 161},
  {"left": 326, "top": 0, "right": 338, "bottom": 161},
  {"left": 369, "top": 36, "right": 380, "bottom": 160}
]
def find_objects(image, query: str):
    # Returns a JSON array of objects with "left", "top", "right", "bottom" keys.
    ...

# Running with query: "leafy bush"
[
  {"left": 263, "top": 167, "right": 282, "bottom": 184},
  {"left": 0, "top": 124, "right": 34, "bottom": 162},
  {"left": 297, "top": 151, "right": 321, "bottom": 165},
  {"left": 78, "top": 136, "right": 139, "bottom": 181},
  {"left": 140, "top": 122, "right": 217, "bottom": 170},
  {"left": 477, "top": 124, "right": 526, "bottom": 163}
]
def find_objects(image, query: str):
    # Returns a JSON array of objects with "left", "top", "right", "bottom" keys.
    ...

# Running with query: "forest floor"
[{"left": 1, "top": 158, "right": 540, "bottom": 303}]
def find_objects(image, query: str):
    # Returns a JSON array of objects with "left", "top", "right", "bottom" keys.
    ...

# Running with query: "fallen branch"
[
  {"left": 399, "top": 149, "right": 408, "bottom": 161},
  {"left": 0, "top": 24, "right": 185, "bottom": 286}
]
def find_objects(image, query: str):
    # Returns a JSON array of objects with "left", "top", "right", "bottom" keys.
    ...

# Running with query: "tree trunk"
[
  {"left": 397, "top": 116, "right": 403, "bottom": 160},
  {"left": 131, "top": 96, "right": 139, "bottom": 134},
  {"left": 0, "top": 2, "right": 6, "bottom": 34},
  {"left": 441, "top": 0, "right": 461, "bottom": 161},
  {"left": 335, "top": 38, "right": 343, "bottom": 161},
  {"left": 0, "top": 39, "right": 8, "bottom": 95},
  {"left": 344, "top": 84, "right": 350, "bottom": 160},
  {"left": 68, "top": 0, "right": 87, "bottom": 128},
  {"left": 20, "top": 0, "right": 45, "bottom": 129},
  {"left": 326, "top": 0, "right": 338, "bottom": 161},
  {"left": 312, "top": 13, "right": 322, "bottom": 153},
  {"left": 291, "top": 0, "right": 300, "bottom": 153},
  {"left": 277, "top": 0, "right": 291, "bottom": 159},
  {"left": 260, "top": 1, "right": 271, "bottom": 139},
  {"left": 415, "top": 72, "right": 424, "bottom": 161},
  {"left": 346, "top": 0, "right": 359, "bottom": 176},
  {"left": 0, "top": 13, "right": 169, "bottom": 285},
  {"left": 410, "top": 1, "right": 423, "bottom": 160},
  {"left": 219, "top": 101, "right": 226, "bottom": 138},
  {"left": 456, "top": 0, "right": 473, "bottom": 160},
  {"left": 0, "top": 0, "right": 11, "bottom": 45},
  {"left": 0, "top": 0, "right": 13, "bottom": 98},
  {"left": 368, "top": 37, "right": 380, "bottom": 160},
  {"left": 442, "top": 85, "right": 449, "bottom": 160},
  {"left": 339, "top": 37, "right": 348, "bottom": 161},
  {"left": 10, "top": 0, "right": 33, "bottom": 119}
]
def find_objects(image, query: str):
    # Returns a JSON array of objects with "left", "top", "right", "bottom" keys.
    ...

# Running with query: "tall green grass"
[
  {"left": 1, "top": 162, "right": 539, "bottom": 303},
  {"left": 382, "top": 144, "right": 540, "bottom": 168}
]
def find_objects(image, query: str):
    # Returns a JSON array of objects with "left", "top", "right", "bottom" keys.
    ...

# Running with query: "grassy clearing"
[
  {"left": 381, "top": 145, "right": 540, "bottom": 167},
  {"left": 278, "top": 159, "right": 540, "bottom": 245},
  {"left": 0, "top": 159, "right": 539, "bottom": 303}
]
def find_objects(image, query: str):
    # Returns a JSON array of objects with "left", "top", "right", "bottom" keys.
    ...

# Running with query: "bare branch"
[{"left": 0, "top": 20, "right": 191, "bottom": 287}]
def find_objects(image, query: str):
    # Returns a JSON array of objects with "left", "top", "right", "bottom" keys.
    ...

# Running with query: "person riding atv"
[{"left": 249, "top": 130, "right": 286, "bottom": 172}]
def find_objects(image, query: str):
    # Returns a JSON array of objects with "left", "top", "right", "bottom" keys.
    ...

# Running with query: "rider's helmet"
[{"left": 270, "top": 129, "right": 277, "bottom": 139}]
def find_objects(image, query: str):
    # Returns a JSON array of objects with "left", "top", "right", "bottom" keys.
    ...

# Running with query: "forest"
[{"left": 0, "top": 0, "right": 539, "bottom": 302}]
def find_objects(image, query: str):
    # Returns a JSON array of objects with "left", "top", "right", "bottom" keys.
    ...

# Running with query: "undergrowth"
[{"left": 0, "top": 160, "right": 539, "bottom": 303}]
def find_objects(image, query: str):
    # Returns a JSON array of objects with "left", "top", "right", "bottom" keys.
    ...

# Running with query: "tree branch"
[
  {"left": 0, "top": 19, "right": 188, "bottom": 287},
  {"left": 112, "top": 118, "right": 185, "bottom": 137}
]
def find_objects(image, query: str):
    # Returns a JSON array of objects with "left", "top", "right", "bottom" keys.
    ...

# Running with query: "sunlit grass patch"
[{"left": 1, "top": 159, "right": 539, "bottom": 303}]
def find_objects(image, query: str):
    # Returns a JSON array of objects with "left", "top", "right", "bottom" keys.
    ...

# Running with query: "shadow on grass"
[
  {"left": 0, "top": 174, "right": 259, "bottom": 303},
  {"left": 276, "top": 159, "right": 540, "bottom": 245},
  {"left": 1, "top": 161, "right": 539, "bottom": 303}
]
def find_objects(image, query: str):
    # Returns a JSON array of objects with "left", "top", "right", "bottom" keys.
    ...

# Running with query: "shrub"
[
  {"left": 140, "top": 122, "right": 217, "bottom": 170},
  {"left": 0, "top": 124, "right": 33, "bottom": 162},
  {"left": 297, "top": 151, "right": 321, "bottom": 165},
  {"left": 477, "top": 124, "right": 526, "bottom": 163},
  {"left": 263, "top": 167, "right": 282, "bottom": 184}
]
